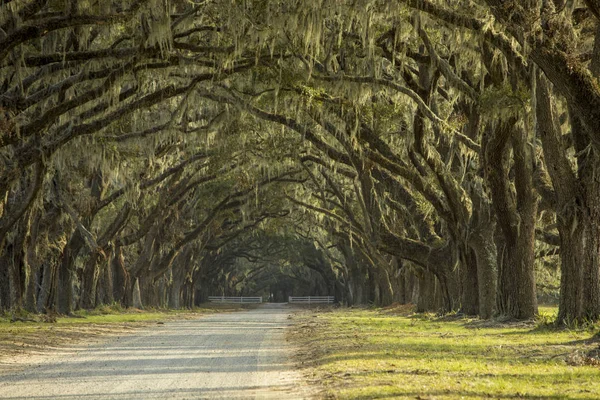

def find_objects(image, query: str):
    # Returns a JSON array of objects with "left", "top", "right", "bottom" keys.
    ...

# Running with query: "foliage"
[{"left": 0, "top": 0, "right": 597, "bottom": 325}]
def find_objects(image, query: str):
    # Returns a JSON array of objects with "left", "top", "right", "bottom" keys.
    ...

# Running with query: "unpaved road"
[{"left": 0, "top": 304, "right": 312, "bottom": 399}]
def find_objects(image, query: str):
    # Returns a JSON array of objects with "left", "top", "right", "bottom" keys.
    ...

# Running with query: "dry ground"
[
  {"left": 0, "top": 304, "right": 314, "bottom": 399},
  {"left": 0, "top": 304, "right": 249, "bottom": 365}
]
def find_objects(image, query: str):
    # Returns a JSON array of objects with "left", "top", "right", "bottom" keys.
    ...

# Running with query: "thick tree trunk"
[
  {"left": 111, "top": 245, "right": 129, "bottom": 306},
  {"left": 388, "top": 257, "right": 403, "bottom": 304},
  {"left": 38, "top": 261, "right": 56, "bottom": 313},
  {"left": 459, "top": 248, "right": 479, "bottom": 315},
  {"left": 181, "top": 280, "right": 194, "bottom": 309},
  {"left": 376, "top": 267, "right": 394, "bottom": 306},
  {"left": 132, "top": 278, "right": 143, "bottom": 309},
  {"left": 581, "top": 214, "right": 600, "bottom": 320},
  {"left": 56, "top": 229, "right": 87, "bottom": 314},
  {"left": 340, "top": 243, "right": 368, "bottom": 305},
  {"left": 79, "top": 254, "right": 100, "bottom": 309},
  {"left": 348, "top": 266, "right": 366, "bottom": 305},
  {"left": 57, "top": 267, "right": 73, "bottom": 314},
  {"left": 416, "top": 269, "right": 437, "bottom": 312},
  {"left": 470, "top": 227, "right": 497, "bottom": 319},
  {"left": 468, "top": 180, "right": 498, "bottom": 319},
  {"left": 484, "top": 122, "right": 538, "bottom": 319},
  {"left": 557, "top": 219, "right": 586, "bottom": 322},
  {"left": 95, "top": 258, "right": 114, "bottom": 306},
  {"left": 24, "top": 212, "right": 42, "bottom": 312},
  {"left": 396, "top": 272, "right": 406, "bottom": 304},
  {"left": 140, "top": 276, "right": 158, "bottom": 308},
  {"left": 158, "top": 278, "right": 168, "bottom": 308},
  {"left": 536, "top": 75, "right": 600, "bottom": 323},
  {"left": 3, "top": 217, "right": 31, "bottom": 311},
  {"left": 24, "top": 265, "right": 38, "bottom": 313},
  {"left": 500, "top": 230, "right": 537, "bottom": 321},
  {"left": 577, "top": 143, "right": 600, "bottom": 321},
  {"left": 442, "top": 267, "right": 460, "bottom": 312},
  {"left": 192, "top": 265, "right": 208, "bottom": 305},
  {"left": 168, "top": 258, "right": 188, "bottom": 309},
  {"left": 513, "top": 172, "right": 539, "bottom": 320},
  {"left": 585, "top": 32, "right": 600, "bottom": 321},
  {"left": 7, "top": 244, "right": 23, "bottom": 310},
  {"left": 0, "top": 258, "right": 8, "bottom": 311},
  {"left": 370, "top": 270, "right": 380, "bottom": 306},
  {"left": 168, "top": 280, "right": 182, "bottom": 309},
  {"left": 405, "top": 268, "right": 418, "bottom": 304}
]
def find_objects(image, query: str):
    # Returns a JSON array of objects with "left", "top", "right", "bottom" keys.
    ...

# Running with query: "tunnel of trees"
[{"left": 1, "top": 0, "right": 599, "bottom": 324}]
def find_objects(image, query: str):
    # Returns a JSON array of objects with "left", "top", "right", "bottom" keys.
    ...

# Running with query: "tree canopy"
[{"left": 1, "top": 0, "right": 599, "bottom": 324}]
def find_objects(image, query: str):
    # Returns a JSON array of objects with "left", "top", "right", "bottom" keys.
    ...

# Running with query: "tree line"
[{"left": 0, "top": 0, "right": 599, "bottom": 324}]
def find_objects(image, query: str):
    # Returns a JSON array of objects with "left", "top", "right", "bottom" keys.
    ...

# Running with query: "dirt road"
[{"left": 0, "top": 304, "right": 312, "bottom": 399}]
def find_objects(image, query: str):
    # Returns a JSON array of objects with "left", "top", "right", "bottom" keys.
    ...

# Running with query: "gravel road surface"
[{"left": 0, "top": 304, "right": 312, "bottom": 399}]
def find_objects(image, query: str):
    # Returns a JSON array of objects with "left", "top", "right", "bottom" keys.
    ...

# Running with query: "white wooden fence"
[
  {"left": 288, "top": 296, "right": 335, "bottom": 304},
  {"left": 208, "top": 296, "right": 263, "bottom": 303}
]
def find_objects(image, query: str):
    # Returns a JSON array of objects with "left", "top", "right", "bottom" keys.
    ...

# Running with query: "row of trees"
[{"left": 0, "top": 0, "right": 598, "bottom": 323}]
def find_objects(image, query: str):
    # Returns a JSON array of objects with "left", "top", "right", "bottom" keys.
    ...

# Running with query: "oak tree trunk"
[
  {"left": 484, "top": 121, "right": 538, "bottom": 319},
  {"left": 460, "top": 248, "right": 479, "bottom": 315}
]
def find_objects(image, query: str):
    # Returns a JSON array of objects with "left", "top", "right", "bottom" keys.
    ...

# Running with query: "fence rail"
[
  {"left": 288, "top": 296, "right": 335, "bottom": 304},
  {"left": 208, "top": 296, "right": 263, "bottom": 303}
]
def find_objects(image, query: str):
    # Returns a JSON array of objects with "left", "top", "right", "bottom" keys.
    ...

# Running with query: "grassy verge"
[
  {"left": 289, "top": 305, "right": 600, "bottom": 399},
  {"left": 0, "top": 303, "right": 252, "bottom": 361}
]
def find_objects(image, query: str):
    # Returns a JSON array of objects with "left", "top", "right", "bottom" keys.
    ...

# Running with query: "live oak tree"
[
  {"left": 0, "top": 0, "right": 598, "bottom": 324},
  {"left": 396, "top": 0, "right": 600, "bottom": 324}
]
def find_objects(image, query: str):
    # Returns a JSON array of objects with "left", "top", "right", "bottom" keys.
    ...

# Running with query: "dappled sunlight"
[
  {"left": 2, "top": 0, "right": 600, "bottom": 398},
  {"left": 291, "top": 308, "right": 600, "bottom": 399}
]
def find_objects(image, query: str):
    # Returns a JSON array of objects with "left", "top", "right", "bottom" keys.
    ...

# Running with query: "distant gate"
[
  {"left": 208, "top": 296, "right": 263, "bottom": 303},
  {"left": 288, "top": 296, "right": 335, "bottom": 304}
]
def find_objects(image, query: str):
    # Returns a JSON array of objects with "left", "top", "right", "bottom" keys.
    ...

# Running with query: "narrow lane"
[{"left": 0, "top": 304, "right": 311, "bottom": 399}]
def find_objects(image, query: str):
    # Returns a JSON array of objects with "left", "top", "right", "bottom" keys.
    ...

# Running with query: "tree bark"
[
  {"left": 470, "top": 225, "right": 497, "bottom": 319},
  {"left": 132, "top": 278, "right": 143, "bottom": 309},
  {"left": 79, "top": 254, "right": 100, "bottom": 309},
  {"left": 111, "top": 245, "right": 129, "bottom": 305},
  {"left": 24, "top": 212, "right": 42, "bottom": 312},
  {"left": 484, "top": 121, "right": 538, "bottom": 319},
  {"left": 38, "top": 261, "right": 55, "bottom": 313},
  {"left": 95, "top": 256, "right": 114, "bottom": 306},
  {"left": 56, "top": 231, "right": 84, "bottom": 314},
  {"left": 536, "top": 73, "right": 600, "bottom": 322},
  {"left": 7, "top": 244, "right": 23, "bottom": 311},
  {"left": 572, "top": 111, "right": 600, "bottom": 321},
  {"left": 376, "top": 267, "right": 394, "bottom": 306},
  {"left": 416, "top": 269, "right": 437, "bottom": 312},
  {"left": 168, "top": 280, "right": 182, "bottom": 309},
  {"left": 460, "top": 248, "right": 479, "bottom": 315}
]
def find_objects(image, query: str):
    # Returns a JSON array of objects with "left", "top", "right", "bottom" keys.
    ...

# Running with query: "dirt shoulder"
[
  {"left": 0, "top": 304, "right": 253, "bottom": 371},
  {"left": 0, "top": 303, "right": 315, "bottom": 399}
]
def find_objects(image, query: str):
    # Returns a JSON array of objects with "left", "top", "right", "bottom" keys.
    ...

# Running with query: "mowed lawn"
[{"left": 290, "top": 306, "right": 600, "bottom": 399}]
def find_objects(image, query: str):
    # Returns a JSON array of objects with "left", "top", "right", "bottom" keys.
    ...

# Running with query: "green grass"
[{"left": 291, "top": 306, "right": 600, "bottom": 399}]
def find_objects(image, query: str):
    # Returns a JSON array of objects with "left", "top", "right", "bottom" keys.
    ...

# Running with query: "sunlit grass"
[
  {"left": 538, "top": 305, "right": 559, "bottom": 322},
  {"left": 291, "top": 306, "right": 600, "bottom": 399}
]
